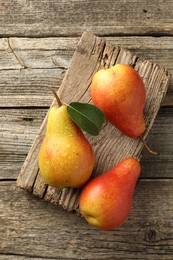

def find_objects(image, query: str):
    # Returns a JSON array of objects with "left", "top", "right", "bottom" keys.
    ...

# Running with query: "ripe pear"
[
  {"left": 38, "top": 104, "right": 94, "bottom": 188},
  {"left": 79, "top": 157, "right": 141, "bottom": 230},
  {"left": 91, "top": 64, "right": 146, "bottom": 138}
]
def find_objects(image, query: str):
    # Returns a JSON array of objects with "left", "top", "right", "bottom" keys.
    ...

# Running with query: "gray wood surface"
[
  {"left": 0, "top": 36, "right": 173, "bottom": 106},
  {"left": 1, "top": 181, "right": 173, "bottom": 259},
  {"left": 1, "top": 1, "right": 173, "bottom": 259},
  {"left": 0, "top": 1, "right": 173, "bottom": 37}
]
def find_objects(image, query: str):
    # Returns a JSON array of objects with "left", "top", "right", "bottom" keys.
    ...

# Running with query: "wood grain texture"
[
  {"left": 17, "top": 32, "right": 170, "bottom": 212},
  {"left": 0, "top": 68, "right": 64, "bottom": 107},
  {"left": 0, "top": 0, "right": 172, "bottom": 259},
  {"left": 0, "top": 181, "right": 173, "bottom": 259},
  {"left": 0, "top": 36, "right": 172, "bottom": 107},
  {"left": 0, "top": 0, "right": 173, "bottom": 37},
  {"left": 0, "top": 108, "right": 46, "bottom": 179},
  {"left": 0, "top": 107, "right": 173, "bottom": 180}
]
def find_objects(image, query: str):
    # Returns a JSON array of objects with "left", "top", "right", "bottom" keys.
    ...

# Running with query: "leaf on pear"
[{"left": 67, "top": 102, "right": 105, "bottom": 136}]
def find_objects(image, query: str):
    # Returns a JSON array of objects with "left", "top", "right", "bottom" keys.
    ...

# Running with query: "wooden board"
[
  {"left": 0, "top": 36, "right": 172, "bottom": 107},
  {"left": 1, "top": 107, "right": 173, "bottom": 180},
  {"left": 1, "top": 180, "right": 173, "bottom": 259},
  {"left": 17, "top": 32, "right": 170, "bottom": 212},
  {"left": 0, "top": 1, "right": 173, "bottom": 37}
]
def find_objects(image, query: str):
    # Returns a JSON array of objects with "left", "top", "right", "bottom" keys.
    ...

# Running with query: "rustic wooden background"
[{"left": 0, "top": 1, "right": 173, "bottom": 259}]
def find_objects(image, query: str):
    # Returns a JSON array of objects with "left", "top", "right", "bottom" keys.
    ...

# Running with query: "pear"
[
  {"left": 91, "top": 64, "right": 146, "bottom": 138},
  {"left": 79, "top": 157, "right": 141, "bottom": 230},
  {"left": 38, "top": 102, "right": 94, "bottom": 188}
]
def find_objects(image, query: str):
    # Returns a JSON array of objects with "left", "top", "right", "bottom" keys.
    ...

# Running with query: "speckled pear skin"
[
  {"left": 38, "top": 105, "right": 94, "bottom": 188},
  {"left": 91, "top": 64, "right": 146, "bottom": 138},
  {"left": 79, "top": 157, "right": 141, "bottom": 230}
]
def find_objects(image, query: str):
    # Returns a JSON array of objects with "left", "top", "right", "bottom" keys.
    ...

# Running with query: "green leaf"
[{"left": 67, "top": 102, "right": 105, "bottom": 136}]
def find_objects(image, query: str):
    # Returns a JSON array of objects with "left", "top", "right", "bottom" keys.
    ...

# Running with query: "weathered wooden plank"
[
  {"left": 0, "top": 181, "right": 173, "bottom": 259},
  {"left": 0, "top": 38, "right": 22, "bottom": 70},
  {"left": 1, "top": 36, "right": 173, "bottom": 70},
  {"left": 0, "top": 1, "right": 173, "bottom": 37},
  {"left": 1, "top": 107, "right": 173, "bottom": 180},
  {"left": 0, "top": 257, "right": 48, "bottom": 260},
  {"left": 0, "top": 36, "right": 172, "bottom": 107},
  {"left": 17, "top": 32, "right": 170, "bottom": 212},
  {"left": 0, "top": 37, "right": 76, "bottom": 70},
  {"left": 0, "top": 68, "right": 65, "bottom": 107},
  {"left": 5, "top": 36, "right": 173, "bottom": 70},
  {"left": 0, "top": 108, "right": 46, "bottom": 179}
]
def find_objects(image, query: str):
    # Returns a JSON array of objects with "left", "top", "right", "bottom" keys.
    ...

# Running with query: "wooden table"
[{"left": 0, "top": 1, "right": 173, "bottom": 259}]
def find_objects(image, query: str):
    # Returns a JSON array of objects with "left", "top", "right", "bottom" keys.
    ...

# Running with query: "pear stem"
[
  {"left": 139, "top": 135, "right": 158, "bottom": 157},
  {"left": 49, "top": 87, "right": 62, "bottom": 107}
]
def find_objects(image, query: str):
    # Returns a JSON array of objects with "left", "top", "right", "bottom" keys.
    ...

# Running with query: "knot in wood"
[{"left": 145, "top": 229, "right": 157, "bottom": 243}]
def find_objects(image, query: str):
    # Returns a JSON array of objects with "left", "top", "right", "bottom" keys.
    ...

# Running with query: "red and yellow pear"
[
  {"left": 91, "top": 64, "right": 146, "bottom": 138},
  {"left": 79, "top": 157, "right": 141, "bottom": 230}
]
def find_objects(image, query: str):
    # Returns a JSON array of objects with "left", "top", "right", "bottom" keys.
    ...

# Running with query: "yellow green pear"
[{"left": 38, "top": 95, "right": 94, "bottom": 188}]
